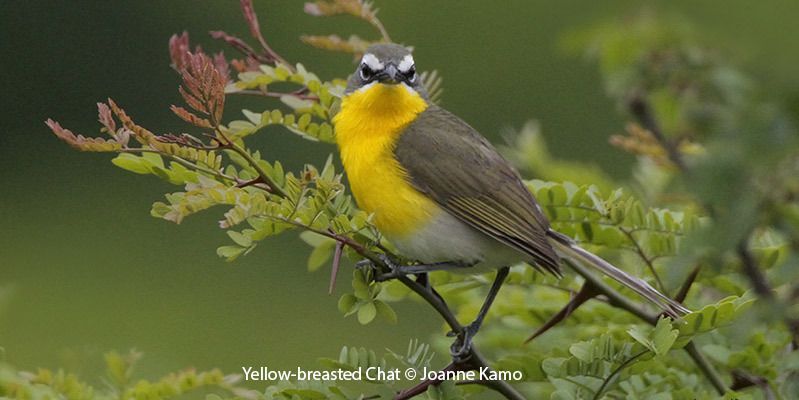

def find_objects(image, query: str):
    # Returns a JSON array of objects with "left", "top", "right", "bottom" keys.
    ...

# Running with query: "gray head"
[{"left": 345, "top": 43, "right": 427, "bottom": 97}]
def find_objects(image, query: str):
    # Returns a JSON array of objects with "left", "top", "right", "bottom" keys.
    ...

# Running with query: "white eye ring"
[{"left": 408, "top": 71, "right": 417, "bottom": 83}]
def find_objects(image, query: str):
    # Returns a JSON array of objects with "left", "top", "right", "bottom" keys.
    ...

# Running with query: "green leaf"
[
  {"left": 357, "top": 301, "right": 377, "bottom": 324},
  {"left": 374, "top": 300, "right": 397, "bottom": 324},
  {"left": 337, "top": 294, "right": 357, "bottom": 315},
  {"left": 216, "top": 245, "right": 246, "bottom": 262},
  {"left": 242, "top": 109, "right": 262, "bottom": 124},
  {"left": 226, "top": 231, "right": 252, "bottom": 247},
  {"left": 306, "top": 241, "right": 334, "bottom": 272},
  {"left": 299, "top": 231, "right": 329, "bottom": 247},
  {"left": 352, "top": 270, "right": 371, "bottom": 299},
  {"left": 628, "top": 318, "right": 678, "bottom": 356},
  {"left": 111, "top": 153, "right": 150, "bottom": 174},
  {"left": 675, "top": 294, "right": 755, "bottom": 346}
]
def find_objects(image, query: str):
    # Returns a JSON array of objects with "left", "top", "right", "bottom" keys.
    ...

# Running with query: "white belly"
[{"left": 388, "top": 210, "right": 524, "bottom": 273}]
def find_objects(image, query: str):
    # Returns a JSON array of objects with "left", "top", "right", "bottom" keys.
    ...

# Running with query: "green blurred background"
[{"left": 2, "top": 0, "right": 799, "bottom": 386}]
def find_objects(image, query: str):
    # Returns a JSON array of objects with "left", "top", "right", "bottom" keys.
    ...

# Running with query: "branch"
[
  {"left": 628, "top": 94, "right": 686, "bottom": 171},
  {"left": 737, "top": 239, "right": 773, "bottom": 299},
  {"left": 620, "top": 226, "right": 665, "bottom": 291},
  {"left": 674, "top": 264, "right": 700, "bottom": 302},
  {"left": 239, "top": 0, "right": 292, "bottom": 67},
  {"left": 563, "top": 259, "right": 729, "bottom": 395},
  {"left": 289, "top": 222, "right": 524, "bottom": 399},
  {"left": 467, "top": 350, "right": 526, "bottom": 400},
  {"left": 214, "top": 128, "right": 288, "bottom": 197},
  {"left": 685, "top": 342, "right": 728, "bottom": 395},
  {"left": 210, "top": 30, "right": 271, "bottom": 64},
  {"left": 392, "top": 275, "right": 525, "bottom": 399},
  {"left": 592, "top": 350, "right": 649, "bottom": 400},
  {"left": 234, "top": 89, "right": 320, "bottom": 101},
  {"left": 118, "top": 148, "right": 238, "bottom": 185}
]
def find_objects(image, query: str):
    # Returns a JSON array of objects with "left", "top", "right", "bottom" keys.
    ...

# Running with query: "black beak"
[{"left": 377, "top": 64, "right": 400, "bottom": 84}]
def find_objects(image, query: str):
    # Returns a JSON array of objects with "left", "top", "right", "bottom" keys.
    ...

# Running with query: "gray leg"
[
  {"left": 357, "top": 255, "right": 474, "bottom": 282},
  {"left": 450, "top": 267, "right": 510, "bottom": 361}
]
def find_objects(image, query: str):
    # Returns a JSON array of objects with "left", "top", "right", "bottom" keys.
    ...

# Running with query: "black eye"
[
  {"left": 404, "top": 66, "right": 416, "bottom": 83},
  {"left": 359, "top": 64, "right": 375, "bottom": 81}
]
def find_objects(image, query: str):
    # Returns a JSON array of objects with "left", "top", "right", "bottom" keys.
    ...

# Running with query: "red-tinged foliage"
[
  {"left": 177, "top": 52, "right": 226, "bottom": 125},
  {"left": 45, "top": 119, "right": 121, "bottom": 152},
  {"left": 209, "top": 30, "right": 264, "bottom": 63},
  {"left": 212, "top": 52, "right": 231, "bottom": 82},
  {"left": 169, "top": 31, "right": 192, "bottom": 71},
  {"left": 170, "top": 105, "right": 213, "bottom": 129},
  {"left": 97, "top": 102, "right": 116, "bottom": 134},
  {"left": 156, "top": 133, "right": 214, "bottom": 149},
  {"left": 240, "top": 0, "right": 261, "bottom": 41},
  {"left": 230, "top": 57, "right": 261, "bottom": 73},
  {"left": 108, "top": 98, "right": 158, "bottom": 145}
]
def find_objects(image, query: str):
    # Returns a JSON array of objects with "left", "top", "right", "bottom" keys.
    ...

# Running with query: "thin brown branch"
[
  {"left": 118, "top": 148, "right": 236, "bottom": 185},
  {"left": 686, "top": 342, "right": 729, "bottom": 395},
  {"left": 592, "top": 350, "right": 649, "bottom": 400},
  {"left": 737, "top": 239, "right": 773, "bottom": 299},
  {"left": 563, "top": 258, "right": 729, "bottom": 395},
  {"left": 157, "top": 133, "right": 220, "bottom": 150},
  {"left": 288, "top": 221, "right": 524, "bottom": 399},
  {"left": 214, "top": 128, "right": 288, "bottom": 197},
  {"left": 620, "top": 226, "right": 666, "bottom": 291},
  {"left": 239, "top": 0, "right": 292, "bottom": 68},
  {"left": 463, "top": 352, "right": 526, "bottom": 400},
  {"left": 234, "top": 89, "right": 319, "bottom": 101},
  {"left": 674, "top": 264, "right": 700, "bottom": 302},
  {"left": 628, "top": 94, "right": 687, "bottom": 171},
  {"left": 210, "top": 30, "right": 271, "bottom": 64}
]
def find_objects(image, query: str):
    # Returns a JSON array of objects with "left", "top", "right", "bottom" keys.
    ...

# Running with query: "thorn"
[
  {"left": 524, "top": 282, "right": 599, "bottom": 344},
  {"left": 328, "top": 241, "right": 344, "bottom": 295},
  {"left": 235, "top": 176, "right": 264, "bottom": 188}
]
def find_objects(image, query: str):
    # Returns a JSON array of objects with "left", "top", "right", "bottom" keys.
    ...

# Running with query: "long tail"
[{"left": 547, "top": 230, "right": 691, "bottom": 318}]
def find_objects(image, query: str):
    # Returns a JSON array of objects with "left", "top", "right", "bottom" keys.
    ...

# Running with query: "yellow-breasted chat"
[{"left": 333, "top": 43, "right": 688, "bottom": 358}]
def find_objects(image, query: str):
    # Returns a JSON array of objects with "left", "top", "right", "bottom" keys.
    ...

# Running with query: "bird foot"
[
  {"left": 355, "top": 254, "right": 403, "bottom": 282},
  {"left": 448, "top": 322, "right": 479, "bottom": 363}
]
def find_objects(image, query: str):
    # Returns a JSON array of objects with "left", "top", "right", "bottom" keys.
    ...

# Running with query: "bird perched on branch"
[{"left": 333, "top": 43, "right": 688, "bottom": 359}]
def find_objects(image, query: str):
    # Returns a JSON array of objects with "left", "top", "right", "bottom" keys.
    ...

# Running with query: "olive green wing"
[{"left": 394, "top": 106, "right": 561, "bottom": 275}]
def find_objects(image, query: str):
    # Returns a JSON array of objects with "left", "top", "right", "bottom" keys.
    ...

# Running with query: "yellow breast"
[{"left": 334, "top": 83, "right": 438, "bottom": 237}]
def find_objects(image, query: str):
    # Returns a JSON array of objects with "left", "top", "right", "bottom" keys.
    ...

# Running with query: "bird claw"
[
  {"left": 356, "top": 254, "right": 402, "bottom": 282},
  {"left": 448, "top": 323, "right": 478, "bottom": 363},
  {"left": 355, "top": 258, "right": 374, "bottom": 270}
]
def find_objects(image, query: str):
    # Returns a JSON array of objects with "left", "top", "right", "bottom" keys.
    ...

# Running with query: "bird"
[{"left": 333, "top": 43, "right": 688, "bottom": 358}]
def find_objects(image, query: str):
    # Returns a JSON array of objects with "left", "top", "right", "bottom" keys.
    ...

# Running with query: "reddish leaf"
[
  {"left": 169, "top": 31, "right": 191, "bottom": 70},
  {"left": 239, "top": 0, "right": 261, "bottom": 40},
  {"left": 209, "top": 30, "right": 266, "bottom": 63},
  {"left": 213, "top": 51, "right": 230, "bottom": 82},
  {"left": 230, "top": 57, "right": 261, "bottom": 73},
  {"left": 170, "top": 105, "right": 213, "bottom": 128},
  {"left": 46, "top": 119, "right": 121, "bottom": 152},
  {"left": 177, "top": 52, "right": 226, "bottom": 123},
  {"left": 108, "top": 98, "right": 158, "bottom": 145},
  {"left": 97, "top": 102, "right": 116, "bottom": 134}
]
